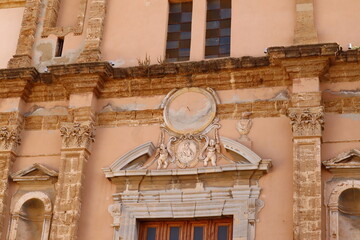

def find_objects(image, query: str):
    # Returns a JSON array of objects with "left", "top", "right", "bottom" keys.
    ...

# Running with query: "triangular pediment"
[
  {"left": 323, "top": 149, "right": 360, "bottom": 168},
  {"left": 323, "top": 149, "right": 360, "bottom": 177},
  {"left": 11, "top": 163, "right": 58, "bottom": 182}
]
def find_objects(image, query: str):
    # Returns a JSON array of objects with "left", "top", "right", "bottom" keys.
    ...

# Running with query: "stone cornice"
[
  {"left": 19, "top": 96, "right": 360, "bottom": 130},
  {"left": 0, "top": 0, "right": 25, "bottom": 9},
  {"left": 0, "top": 43, "right": 358, "bottom": 102}
]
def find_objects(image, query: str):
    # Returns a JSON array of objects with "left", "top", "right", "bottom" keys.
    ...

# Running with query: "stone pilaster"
[
  {"left": 8, "top": 0, "right": 42, "bottom": 68},
  {"left": 0, "top": 124, "right": 21, "bottom": 238},
  {"left": 50, "top": 121, "right": 95, "bottom": 240},
  {"left": 294, "top": 0, "right": 318, "bottom": 45},
  {"left": 288, "top": 88, "right": 323, "bottom": 239},
  {"left": 77, "top": 0, "right": 107, "bottom": 63}
]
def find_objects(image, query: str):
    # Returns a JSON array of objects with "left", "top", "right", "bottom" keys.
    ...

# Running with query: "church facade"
[{"left": 0, "top": 0, "right": 359, "bottom": 240}]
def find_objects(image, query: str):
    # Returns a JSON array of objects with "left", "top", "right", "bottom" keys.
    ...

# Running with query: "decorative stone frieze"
[
  {"left": 288, "top": 106, "right": 324, "bottom": 137},
  {"left": 60, "top": 122, "right": 95, "bottom": 149}
]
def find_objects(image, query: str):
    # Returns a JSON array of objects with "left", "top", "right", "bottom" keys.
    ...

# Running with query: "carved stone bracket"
[
  {"left": 288, "top": 106, "right": 324, "bottom": 137},
  {"left": 60, "top": 122, "right": 95, "bottom": 149},
  {"left": 0, "top": 126, "right": 21, "bottom": 152}
]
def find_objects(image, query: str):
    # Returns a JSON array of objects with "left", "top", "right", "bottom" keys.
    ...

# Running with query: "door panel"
[{"left": 139, "top": 217, "right": 232, "bottom": 240}]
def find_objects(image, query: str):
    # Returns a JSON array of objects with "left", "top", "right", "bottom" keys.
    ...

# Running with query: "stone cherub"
[
  {"left": 203, "top": 139, "right": 220, "bottom": 167},
  {"left": 154, "top": 143, "right": 169, "bottom": 169}
]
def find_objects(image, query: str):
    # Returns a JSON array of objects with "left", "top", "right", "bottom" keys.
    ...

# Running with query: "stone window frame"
[
  {"left": 326, "top": 180, "right": 360, "bottom": 240},
  {"left": 7, "top": 191, "right": 53, "bottom": 240},
  {"left": 104, "top": 137, "right": 271, "bottom": 240},
  {"left": 42, "top": 0, "right": 88, "bottom": 37}
]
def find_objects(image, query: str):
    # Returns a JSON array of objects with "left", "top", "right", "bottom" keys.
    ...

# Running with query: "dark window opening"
[
  {"left": 205, "top": 0, "right": 231, "bottom": 59},
  {"left": 165, "top": 2, "right": 193, "bottom": 62},
  {"left": 55, "top": 37, "right": 64, "bottom": 57}
]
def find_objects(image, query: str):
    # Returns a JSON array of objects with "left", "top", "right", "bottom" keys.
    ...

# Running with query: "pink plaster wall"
[
  {"left": 222, "top": 117, "right": 294, "bottom": 239},
  {"left": 231, "top": 0, "right": 295, "bottom": 57},
  {"left": 315, "top": 0, "right": 360, "bottom": 50},
  {"left": 56, "top": 0, "right": 82, "bottom": 27},
  {"left": 102, "top": 0, "right": 169, "bottom": 67},
  {"left": 101, "top": 0, "right": 295, "bottom": 65},
  {"left": 0, "top": 7, "right": 24, "bottom": 69},
  {"left": 77, "top": 125, "right": 161, "bottom": 240}
]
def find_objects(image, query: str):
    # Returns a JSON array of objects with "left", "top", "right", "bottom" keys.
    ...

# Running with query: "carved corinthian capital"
[
  {"left": 60, "top": 122, "right": 95, "bottom": 149},
  {"left": 288, "top": 106, "right": 324, "bottom": 137},
  {"left": 0, "top": 126, "right": 21, "bottom": 152}
]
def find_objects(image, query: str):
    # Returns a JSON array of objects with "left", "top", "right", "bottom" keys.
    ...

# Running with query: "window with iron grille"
[
  {"left": 165, "top": 1, "right": 193, "bottom": 62},
  {"left": 205, "top": 0, "right": 231, "bottom": 59}
]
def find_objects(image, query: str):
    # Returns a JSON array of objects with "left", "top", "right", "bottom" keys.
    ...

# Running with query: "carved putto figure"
[
  {"left": 154, "top": 144, "right": 169, "bottom": 169},
  {"left": 203, "top": 139, "right": 220, "bottom": 167}
]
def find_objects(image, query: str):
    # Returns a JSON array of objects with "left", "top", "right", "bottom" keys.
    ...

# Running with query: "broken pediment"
[
  {"left": 323, "top": 149, "right": 360, "bottom": 177},
  {"left": 11, "top": 163, "right": 58, "bottom": 183},
  {"left": 102, "top": 137, "right": 270, "bottom": 179}
]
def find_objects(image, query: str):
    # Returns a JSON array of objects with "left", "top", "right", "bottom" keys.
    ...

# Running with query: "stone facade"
[{"left": 0, "top": 1, "right": 359, "bottom": 240}]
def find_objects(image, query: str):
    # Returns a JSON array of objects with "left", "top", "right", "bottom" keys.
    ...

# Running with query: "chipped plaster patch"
[
  {"left": 324, "top": 89, "right": 360, "bottom": 96},
  {"left": 339, "top": 114, "right": 360, "bottom": 121},
  {"left": 101, "top": 103, "right": 149, "bottom": 113},
  {"left": 25, "top": 106, "right": 68, "bottom": 116}
]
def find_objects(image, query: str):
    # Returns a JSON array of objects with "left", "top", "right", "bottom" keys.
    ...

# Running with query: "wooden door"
[{"left": 139, "top": 217, "right": 232, "bottom": 240}]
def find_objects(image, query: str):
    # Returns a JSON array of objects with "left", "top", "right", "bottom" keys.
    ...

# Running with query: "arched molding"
[
  {"left": 220, "top": 137, "right": 261, "bottom": 165},
  {"left": 12, "top": 191, "right": 52, "bottom": 214},
  {"left": 102, "top": 142, "right": 156, "bottom": 177},
  {"left": 326, "top": 180, "right": 360, "bottom": 240},
  {"left": 8, "top": 191, "right": 53, "bottom": 240}
]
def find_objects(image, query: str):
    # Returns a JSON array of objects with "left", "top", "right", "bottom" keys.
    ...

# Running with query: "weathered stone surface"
[
  {"left": 8, "top": 0, "right": 42, "bottom": 68},
  {"left": 77, "top": 0, "right": 107, "bottom": 63},
  {"left": 42, "top": 0, "right": 87, "bottom": 37},
  {"left": 0, "top": 0, "right": 25, "bottom": 8},
  {"left": 51, "top": 120, "right": 95, "bottom": 240},
  {"left": 294, "top": 0, "right": 318, "bottom": 44}
]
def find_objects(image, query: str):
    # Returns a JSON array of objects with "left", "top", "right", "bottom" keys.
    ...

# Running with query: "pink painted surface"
[
  {"left": 102, "top": 0, "right": 168, "bottom": 66},
  {"left": 0, "top": 8, "right": 24, "bottom": 69},
  {"left": 232, "top": 0, "right": 295, "bottom": 57},
  {"left": 315, "top": 0, "right": 360, "bottom": 50},
  {"left": 77, "top": 125, "right": 161, "bottom": 240},
  {"left": 221, "top": 117, "right": 294, "bottom": 239},
  {"left": 56, "top": 0, "right": 82, "bottom": 27}
]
